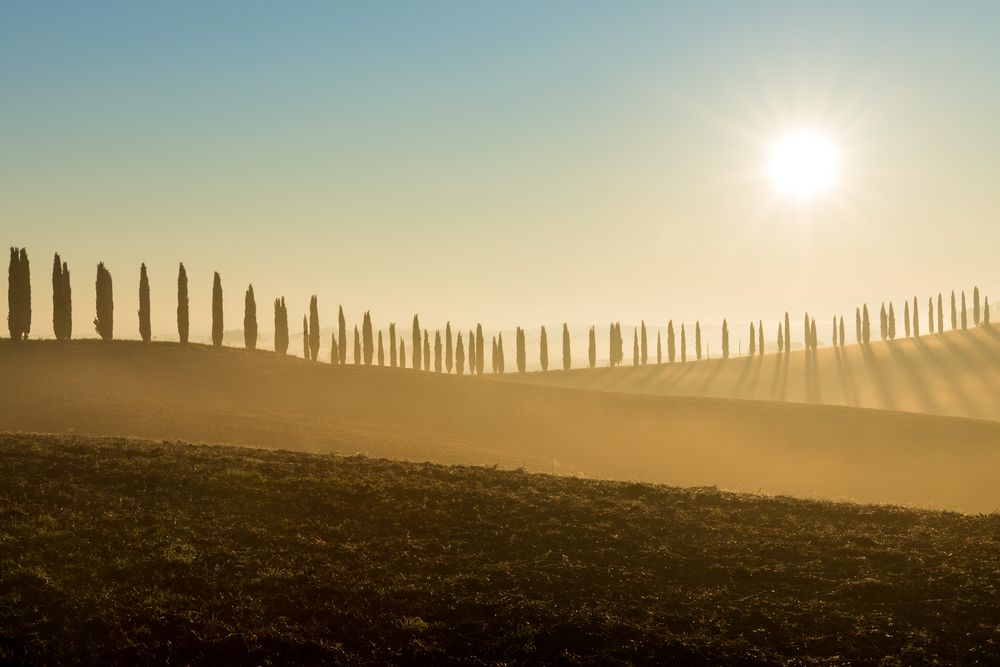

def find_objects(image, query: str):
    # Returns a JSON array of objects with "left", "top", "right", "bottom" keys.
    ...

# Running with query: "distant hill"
[
  {"left": 503, "top": 324, "right": 1000, "bottom": 423},
  {"left": 2, "top": 433, "right": 998, "bottom": 664},
  {"left": 2, "top": 339, "right": 1000, "bottom": 511}
]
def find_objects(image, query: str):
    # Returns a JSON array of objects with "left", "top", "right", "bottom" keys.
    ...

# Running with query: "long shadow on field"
[
  {"left": 804, "top": 350, "right": 823, "bottom": 404},
  {"left": 696, "top": 358, "right": 729, "bottom": 395},
  {"left": 733, "top": 356, "right": 757, "bottom": 398},
  {"left": 912, "top": 337, "right": 978, "bottom": 415},
  {"left": 959, "top": 330, "right": 1000, "bottom": 366},
  {"left": 833, "top": 346, "right": 860, "bottom": 407},
  {"left": 885, "top": 340, "right": 938, "bottom": 414},
  {"left": 660, "top": 361, "right": 698, "bottom": 392},
  {"left": 938, "top": 331, "right": 999, "bottom": 395},
  {"left": 860, "top": 345, "right": 897, "bottom": 411},
  {"left": 767, "top": 351, "right": 785, "bottom": 401}
]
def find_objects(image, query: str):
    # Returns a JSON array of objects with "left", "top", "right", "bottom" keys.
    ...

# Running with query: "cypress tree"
[
  {"left": 338, "top": 306, "right": 347, "bottom": 365},
  {"left": 377, "top": 330, "right": 385, "bottom": 366},
  {"left": 609, "top": 323, "right": 616, "bottom": 367},
  {"left": 863, "top": 304, "right": 871, "bottom": 345},
  {"left": 632, "top": 329, "right": 639, "bottom": 366},
  {"left": 758, "top": 320, "right": 764, "bottom": 356},
  {"left": 588, "top": 326, "right": 596, "bottom": 368},
  {"left": 20, "top": 249, "right": 30, "bottom": 339},
  {"left": 468, "top": 329, "right": 476, "bottom": 376},
  {"left": 903, "top": 301, "right": 910, "bottom": 338},
  {"left": 539, "top": 325, "right": 549, "bottom": 372},
  {"left": 913, "top": 297, "right": 920, "bottom": 337},
  {"left": 177, "top": 263, "right": 189, "bottom": 345},
  {"left": 974, "top": 286, "right": 981, "bottom": 326},
  {"left": 52, "top": 253, "right": 63, "bottom": 340},
  {"left": 839, "top": 316, "right": 845, "bottom": 348},
  {"left": 354, "top": 325, "right": 361, "bottom": 365},
  {"left": 399, "top": 341, "right": 406, "bottom": 369},
  {"left": 274, "top": 297, "right": 288, "bottom": 354},
  {"left": 784, "top": 312, "right": 791, "bottom": 353},
  {"left": 722, "top": 319, "right": 729, "bottom": 359},
  {"left": 656, "top": 331, "right": 662, "bottom": 364},
  {"left": 951, "top": 291, "right": 958, "bottom": 330},
  {"left": 516, "top": 326, "right": 526, "bottom": 373},
  {"left": 303, "top": 316, "right": 309, "bottom": 359},
  {"left": 855, "top": 308, "right": 861, "bottom": 344},
  {"left": 804, "top": 313, "right": 811, "bottom": 349},
  {"left": 616, "top": 323, "right": 623, "bottom": 366},
  {"left": 961, "top": 291, "right": 968, "bottom": 329},
  {"left": 832, "top": 317, "right": 838, "bottom": 347},
  {"left": 696, "top": 322, "right": 702, "bottom": 360},
  {"left": 456, "top": 332, "right": 465, "bottom": 375},
  {"left": 412, "top": 315, "right": 422, "bottom": 370},
  {"left": 937, "top": 293, "right": 944, "bottom": 333},
  {"left": 137, "top": 263, "right": 151, "bottom": 343},
  {"left": 985, "top": 298, "right": 991, "bottom": 325},
  {"left": 7, "top": 247, "right": 19, "bottom": 340},
  {"left": 492, "top": 337, "right": 498, "bottom": 374},
  {"left": 888, "top": 302, "right": 896, "bottom": 341},
  {"left": 667, "top": 320, "right": 676, "bottom": 363},
  {"left": 778, "top": 322, "right": 784, "bottom": 353},
  {"left": 497, "top": 332, "right": 505, "bottom": 374},
  {"left": 389, "top": 323, "right": 397, "bottom": 367},
  {"left": 879, "top": 304, "right": 887, "bottom": 341},
  {"left": 475, "top": 324, "right": 484, "bottom": 375},
  {"left": 445, "top": 322, "right": 453, "bottom": 373},
  {"left": 309, "top": 296, "right": 321, "bottom": 361},
  {"left": 211, "top": 272, "right": 223, "bottom": 348},
  {"left": 640, "top": 321, "right": 648, "bottom": 365},
  {"left": 434, "top": 330, "right": 442, "bottom": 372},
  {"left": 244, "top": 284, "right": 257, "bottom": 351},
  {"left": 362, "top": 310, "right": 374, "bottom": 365},
  {"left": 61, "top": 261, "right": 72, "bottom": 340},
  {"left": 423, "top": 330, "right": 430, "bottom": 372},
  {"left": 680, "top": 324, "right": 687, "bottom": 363},
  {"left": 562, "top": 323, "right": 571, "bottom": 371},
  {"left": 810, "top": 318, "right": 817, "bottom": 349},
  {"left": 330, "top": 333, "right": 339, "bottom": 365},
  {"left": 94, "top": 262, "right": 114, "bottom": 341},
  {"left": 928, "top": 297, "right": 935, "bottom": 334},
  {"left": 749, "top": 322, "right": 756, "bottom": 355}
]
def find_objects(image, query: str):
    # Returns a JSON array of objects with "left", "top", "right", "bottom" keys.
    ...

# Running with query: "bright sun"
[{"left": 766, "top": 129, "right": 840, "bottom": 200}]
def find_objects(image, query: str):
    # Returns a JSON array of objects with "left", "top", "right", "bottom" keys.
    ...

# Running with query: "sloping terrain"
[
  {"left": 504, "top": 325, "right": 1000, "bottom": 422},
  {"left": 1, "top": 340, "right": 1000, "bottom": 511},
  {"left": 2, "top": 434, "right": 999, "bottom": 665}
]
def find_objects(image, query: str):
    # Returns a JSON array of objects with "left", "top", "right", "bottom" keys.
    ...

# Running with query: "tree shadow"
[
  {"left": 938, "top": 331, "right": 1000, "bottom": 395},
  {"left": 767, "top": 351, "right": 785, "bottom": 401},
  {"left": 732, "top": 356, "right": 757, "bottom": 398},
  {"left": 859, "top": 345, "right": 897, "bottom": 410},
  {"left": 911, "top": 337, "right": 977, "bottom": 412},
  {"left": 884, "top": 340, "right": 938, "bottom": 414},
  {"left": 833, "top": 346, "right": 859, "bottom": 407},
  {"left": 658, "top": 360, "right": 699, "bottom": 392},
  {"left": 696, "top": 358, "right": 729, "bottom": 395}
]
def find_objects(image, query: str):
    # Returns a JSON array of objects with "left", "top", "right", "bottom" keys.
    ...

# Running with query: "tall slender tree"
[
  {"left": 303, "top": 316, "right": 309, "bottom": 359},
  {"left": 778, "top": 322, "right": 784, "bottom": 352},
  {"left": 468, "top": 329, "right": 476, "bottom": 375},
  {"left": 722, "top": 319, "right": 729, "bottom": 359},
  {"left": 810, "top": 318, "right": 817, "bottom": 349},
  {"left": 879, "top": 304, "right": 887, "bottom": 341},
  {"left": 412, "top": 315, "right": 422, "bottom": 370},
  {"left": 758, "top": 320, "right": 764, "bottom": 356},
  {"left": 52, "top": 253, "right": 69, "bottom": 341},
  {"left": 496, "top": 332, "right": 505, "bottom": 374},
  {"left": 423, "top": 330, "right": 430, "bottom": 372},
  {"left": 862, "top": 304, "right": 871, "bottom": 345},
  {"left": 588, "top": 326, "right": 596, "bottom": 368},
  {"left": 94, "top": 262, "right": 114, "bottom": 341},
  {"left": 632, "top": 329, "right": 639, "bottom": 366},
  {"left": 492, "top": 336, "right": 498, "bottom": 374},
  {"left": 903, "top": 301, "right": 911, "bottom": 338},
  {"left": 211, "top": 272, "right": 223, "bottom": 347},
  {"left": 244, "top": 284, "right": 257, "bottom": 351},
  {"left": 961, "top": 291, "right": 968, "bottom": 329},
  {"left": 338, "top": 306, "right": 347, "bottom": 365},
  {"left": 951, "top": 291, "right": 958, "bottom": 330},
  {"left": 832, "top": 317, "right": 838, "bottom": 346},
  {"left": 378, "top": 331, "right": 385, "bottom": 366},
  {"left": 8, "top": 247, "right": 31, "bottom": 341},
  {"left": 330, "top": 333, "right": 339, "bottom": 365},
  {"left": 389, "top": 323, "right": 397, "bottom": 367},
  {"left": 749, "top": 322, "right": 756, "bottom": 355},
  {"left": 177, "top": 263, "right": 189, "bottom": 345},
  {"left": 839, "top": 316, "right": 845, "bottom": 348},
  {"left": 984, "top": 298, "right": 991, "bottom": 325},
  {"left": 61, "top": 260, "right": 71, "bottom": 340},
  {"left": 136, "top": 263, "right": 151, "bottom": 343},
  {"left": 456, "top": 332, "right": 465, "bottom": 375},
  {"left": 656, "top": 331, "right": 662, "bottom": 364},
  {"left": 562, "top": 323, "right": 571, "bottom": 371},
  {"left": 888, "top": 302, "right": 896, "bottom": 341},
  {"left": 609, "top": 323, "right": 616, "bottom": 367},
  {"left": 912, "top": 297, "right": 920, "bottom": 337},
  {"left": 354, "top": 325, "right": 361, "bottom": 365},
  {"left": 475, "top": 324, "right": 485, "bottom": 375},
  {"left": 855, "top": 308, "right": 861, "bottom": 344},
  {"left": 784, "top": 312, "right": 791, "bottom": 352},
  {"left": 362, "top": 310, "right": 374, "bottom": 364},
  {"left": 516, "top": 326, "right": 527, "bottom": 372},
  {"left": 640, "top": 321, "right": 648, "bottom": 365},
  {"left": 434, "top": 330, "right": 442, "bottom": 372},
  {"left": 309, "top": 296, "right": 320, "bottom": 361},
  {"left": 680, "top": 324, "right": 687, "bottom": 362},
  {"left": 696, "top": 322, "right": 703, "bottom": 360},
  {"left": 445, "top": 322, "right": 453, "bottom": 373},
  {"left": 974, "top": 286, "right": 981, "bottom": 326},
  {"left": 804, "top": 313, "right": 811, "bottom": 349},
  {"left": 928, "top": 297, "right": 935, "bottom": 334},
  {"left": 399, "top": 341, "right": 406, "bottom": 369},
  {"left": 667, "top": 320, "right": 676, "bottom": 363},
  {"left": 539, "top": 325, "right": 548, "bottom": 372},
  {"left": 274, "top": 298, "right": 288, "bottom": 354},
  {"left": 937, "top": 293, "right": 944, "bottom": 333}
]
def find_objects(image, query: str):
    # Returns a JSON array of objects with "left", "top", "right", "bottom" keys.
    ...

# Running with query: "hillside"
[
  {"left": 2, "top": 340, "right": 1000, "bottom": 511},
  {"left": 3, "top": 433, "right": 999, "bottom": 664},
  {"left": 504, "top": 324, "right": 1000, "bottom": 422}
]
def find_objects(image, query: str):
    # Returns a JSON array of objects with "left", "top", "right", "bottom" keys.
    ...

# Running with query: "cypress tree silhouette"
[
  {"left": 338, "top": 306, "right": 347, "bottom": 365},
  {"left": 7, "top": 247, "right": 19, "bottom": 340},
  {"left": 879, "top": 304, "right": 887, "bottom": 342},
  {"left": 389, "top": 323, "right": 397, "bottom": 368},
  {"left": 445, "top": 322, "right": 453, "bottom": 373},
  {"left": 515, "top": 327, "right": 526, "bottom": 373},
  {"left": 539, "top": 325, "right": 549, "bottom": 372},
  {"left": 588, "top": 326, "right": 596, "bottom": 368},
  {"left": 784, "top": 312, "right": 791, "bottom": 353},
  {"left": 680, "top": 324, "right": 687, "bottom": 362},
  {"left": 497, "top": 332, "right": 505, "bottom": 374},
  {"left": 832, "top": 317, "right": 838, "bottom": 346},
  {"left": 667, "top": 320, "right": 676, "bottom": 363},
  {"left": 52, "top": 254, "right": 63, "bottom": 340},
  {"left": 354, "top": 325, "right": 361, "bottom": 365},
  {"left": 309, "top": 296, "right": 321, "bottom": 362},
  {"left": 937, "top": 293, "right": 944, "bottom": 333},
  {"left": 758, "top": 320, "right": 764, "bottom": 356},
  {"left": 928, "top": 297, "right": 935, "bottom": 334},
  {"left": 491, "top": 336, "right": 498, "bottom": 374},
  {"left": 399, "top": 341, "right": 406, "bottom": 369},
  {"left": 273, "top": 298, "right": 288, "bottom": 354},
  {"left": 696, "top": 322, "right": 703, "bottom": 360},
  {"left": 378, "top": 330, "right": 385, "bottom": 366},
  {"left": 912, "top": 297, "right": 920, "bottom": 337},
  {"left": 423, "top": 330, "right": 430, "bottom": 372},
  {"left": 177, "top": 263, "right": 189, "bottom": 345},
  {"left": 456, "top": 332, "right": 465, "bottom": 375},
  {"left": 749, "top": 322, "right": 756, "bottom": 355},
  {"left": 362, "top": 310, "right": 373, "bottom": 365},
  {"left": 412, "top": 315, "right": 422, "bottom": 370},
  {"left": 656, "top": 331, "right": 662, "bottom": 364},
  {"left": 19, "top": 249, "right": 30, "bottom": 339},
  {"left": 810, "top": 318, "right": 817, "bottom": 349},
  {"left": 951, "top": 291, "right": 958, "bottom": 330},
  {"left": 137, "top": 264, "right": 151, "bottom": 343},
  {"left": 94, "top": 262, "right": 114, "bottom": 341},
  {"left": 778, "top": 322, "right": 784, "bottom": 353},
  {"left": 562, "top": 323, "right": 571, "bottom": 371},
  {"left": 475, "top": 324, "right": 484, "bottom": 375},
  {"left": 608, "top": 323, "right": 616, "bottom": 367},
  {"left": 211, "top": 272, "right": 223, "bottom": 348},
  {"left": 888, "top": 302, "right": 896, "bottom": 341},
  {"left": 330, "top": 333, "right": 339, "bottom": 365},
  {"left": 855, "top": 308, "right": 861, "bottom": 344},
  {"left": 617, "top": 323, "right": 624, "bottom": 366},
  {"left": 61, "top": 261, "right": 72, "bottom": 340},
  {"left": 839, "top": 316, "right": 845, "bottom": 348},
  {"left": 434, "top": 330, "right": 442, "bottom": 372},
  {"left": 974, "top": 286, "right": 981, "bottom": 325},
  {"left": 903, "top": 301, "right": 910, "bottom": 338},
  {"left": 244, "top": 284, "right": 257, "bottom": 351},
  {"left": 632, "top": 329, "right": 639, "bottom": 366},
  {"left": 303, "top": 316, "right": 309, "bottom": 360},
  {"left": 722, "top": 319, "right": 729, "bottom": 359},
  {"left": 468, "top": 329, "right": 476, "bottom": 376},
  {"left": 862, "top": 304, "right": 871, "bottom": 345},
  {"left": 984, "top": 298, "right": 991, "bottom": 325},
  {"left": 961, "top": 291, "right": 968, "bottom": 329},
  {"left": 804, "top": 313, "right": 811, "bottom": 350},
  {"left": 640, "top": 321, "right": 648, "bottom": 365}
]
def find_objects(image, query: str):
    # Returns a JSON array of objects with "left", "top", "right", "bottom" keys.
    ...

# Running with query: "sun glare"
[{"left": 766, "top": 129, "right": 840, "bottom": 200}]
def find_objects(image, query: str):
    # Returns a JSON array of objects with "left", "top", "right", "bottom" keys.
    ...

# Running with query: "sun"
[{"left": 766, "top": 129, "right": 840, "bottom": 200}]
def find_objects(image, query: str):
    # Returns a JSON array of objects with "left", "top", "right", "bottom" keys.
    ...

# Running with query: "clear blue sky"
[{"left": 3, "top": 1, "right": 1000, "bottom": 343}]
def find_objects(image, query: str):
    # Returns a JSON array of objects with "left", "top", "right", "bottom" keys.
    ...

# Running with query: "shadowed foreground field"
[
  {"left": 2, "top": 433, "right": 999, "bottom": 664},
  {"left": 3, "top": 340, "right": 1000, "bottom": 511}
]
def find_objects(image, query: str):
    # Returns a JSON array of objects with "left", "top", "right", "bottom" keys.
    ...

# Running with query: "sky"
[{"left": 3, "top": 1, "right": 1000, "bottom": 345}]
